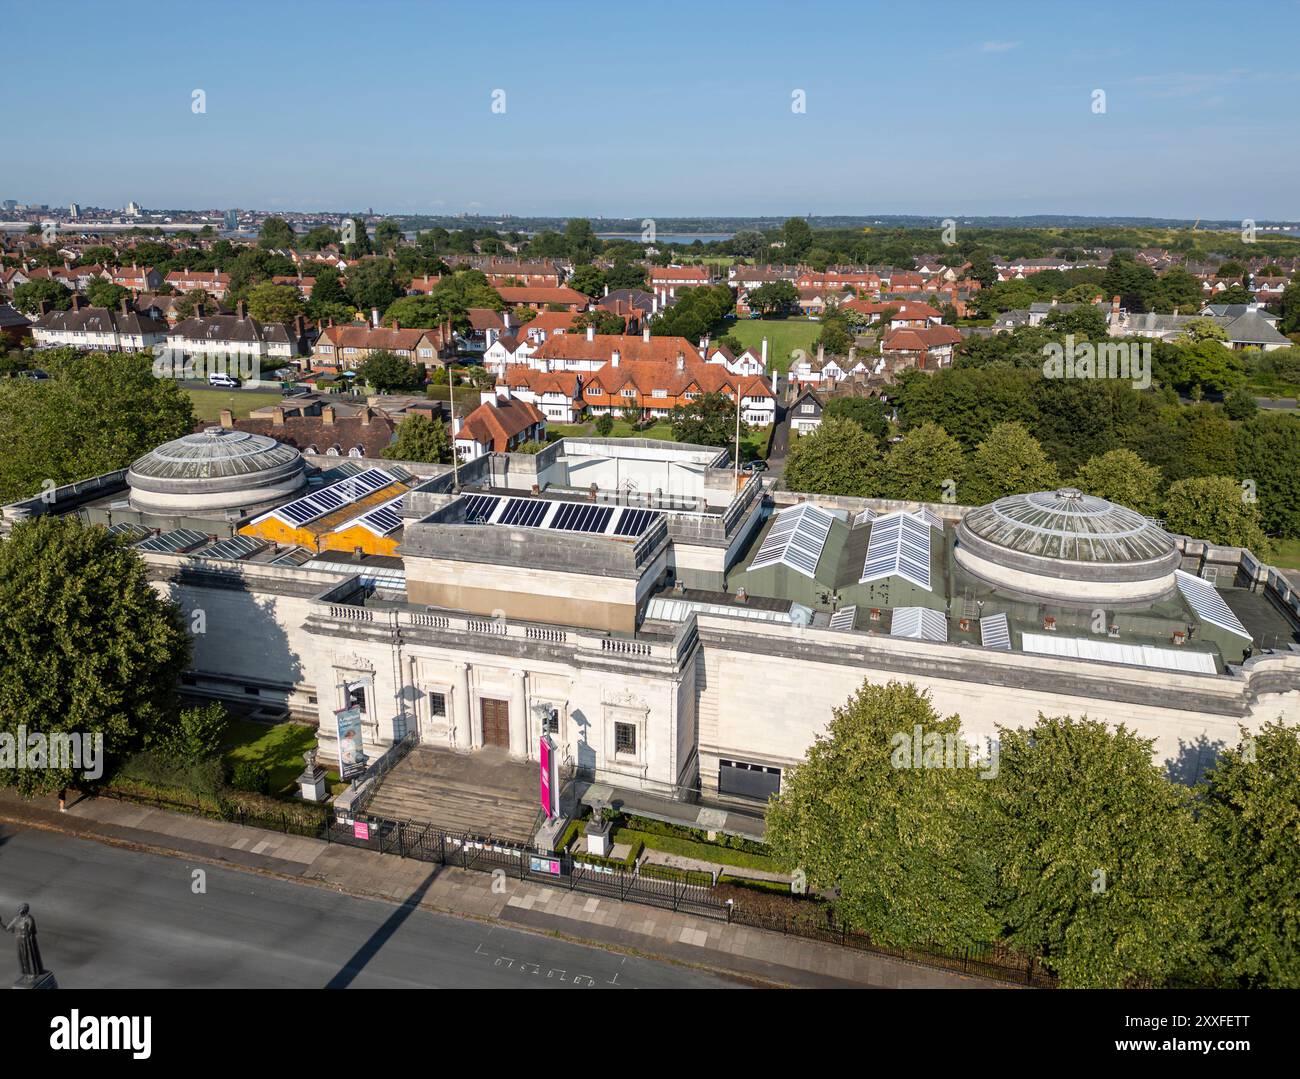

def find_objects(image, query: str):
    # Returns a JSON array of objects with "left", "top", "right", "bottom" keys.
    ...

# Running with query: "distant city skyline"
[{"left": 2, "top": 0, "right": 1297, "bottom": 220}]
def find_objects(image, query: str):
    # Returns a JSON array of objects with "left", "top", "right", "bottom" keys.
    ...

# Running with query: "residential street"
[{"left": 0, "top": 825, "right": 741, "bottom": 989}]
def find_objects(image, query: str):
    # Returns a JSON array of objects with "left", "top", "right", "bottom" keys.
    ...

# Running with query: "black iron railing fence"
[{"left": 91, "top": 783, "right": 1052, "bottom": 987}]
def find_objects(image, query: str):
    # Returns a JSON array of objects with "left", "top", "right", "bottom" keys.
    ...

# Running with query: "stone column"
[
  {"left": 452, "top": 662, "right": 474, "bottom": 750},
  {"left": 509, "top": 670, "right": 529, "bottom": 759}
]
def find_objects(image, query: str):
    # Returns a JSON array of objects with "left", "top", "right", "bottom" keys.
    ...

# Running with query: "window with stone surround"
[{"left": 614, "top": 722, "right": 636, "bottom": 755}]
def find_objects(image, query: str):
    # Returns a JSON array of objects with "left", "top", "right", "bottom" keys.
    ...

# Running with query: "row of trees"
[
  {"left": 767, "top": 680, "right": 1300, "bottom": 988},
  {"left": 784, "top": 415, "right": 1284, "bottom": 550}
]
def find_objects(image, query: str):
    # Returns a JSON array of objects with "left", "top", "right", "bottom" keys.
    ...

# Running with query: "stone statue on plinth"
[{"left": 6, "top": 903, "right": 56, "bottom": 989}]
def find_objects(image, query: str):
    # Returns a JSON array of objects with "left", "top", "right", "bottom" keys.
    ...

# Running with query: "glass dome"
[
  {"left": 129, "top": 427, "right": 302, "bottom": 482},
  {"left": 958, "top": 488, "right": 1176, "bottom": 565}
]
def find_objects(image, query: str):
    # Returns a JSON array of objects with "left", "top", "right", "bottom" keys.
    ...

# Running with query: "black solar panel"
[
  {"left": 460, "top": 494, "right": 500, "bottom": 523},
  {"left": 551, "top": 503, "right": 614, "bottom": 534},
  {"left": 500, "top": 498, "right": 549, "bottom": 528},
  {"left": 612, "top": 508, "right": 659, "bottom": 537}
]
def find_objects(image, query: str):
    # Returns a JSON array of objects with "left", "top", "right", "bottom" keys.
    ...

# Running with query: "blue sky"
[{"left": 2, "top": 0, "right": 1297, "bottom": 219}]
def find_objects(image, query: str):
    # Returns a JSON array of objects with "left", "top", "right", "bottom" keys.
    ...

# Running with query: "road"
[{"left": 0, "top": 826, "right": 741, "bottom": 989}]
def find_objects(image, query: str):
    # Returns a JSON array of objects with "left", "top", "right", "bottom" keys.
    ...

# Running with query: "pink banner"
[{"left": 539, "top": 736, "right": 553, "bottom": 815}]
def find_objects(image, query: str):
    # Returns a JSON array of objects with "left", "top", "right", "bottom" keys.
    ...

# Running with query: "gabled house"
[
  {"left": 454, "top": 390, "right": 547, "bottom": 458},
  {"left": 880, "top": 324, "right": 962, "bottom": 369},
  {"left": 494, "top": 285, "right": 588, "bottom": 312},
  {"left": 579, "top": 353, "right": 776, "bottom": 426},
  {"left": 165, "top": 268, "right": 232, "bottom": 299},
  {"left": 495, "top": 367, "right": 586, "bottom": 423},
  {"left": 167, "top": 301, "right": 308, "bottom": 365},
  {"left": 311, "top": 321, "right": 453, "bottom": 371},
  {"left": 31, "top": 295, "right": 168, "bottom": 351},
  {"left": 790, "top": 386, "right": 825, "bottom": 435},
  {"left": 110, "top": 263, "right": 163, "bottom": 291}
]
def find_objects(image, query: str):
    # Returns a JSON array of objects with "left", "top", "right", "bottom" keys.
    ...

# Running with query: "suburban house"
[
  {"left": 519, "top": 328, "right": 704, "bottom": 375},
  {"left": 517, "top": 310, "right": 578, "bottom": 343},
  {"left": 843, "top": 298, "right": 943, "bottom": 328},
  {"left": 649, "top": 266, "right": 712, "bottom": 289},
  {"left": 110, "top": 263, "right": 164, "bottom": 291},
  {"left": 165, "top": 268, "right": 232, "bottom": 299},
  {"left": 579, "top": 354, "right": 775, "bottom": 426},
  {"left": 789, "top": 386, "right": 825, "bottom": 434},
  {"left": 167, "top": 302, "right": 308, "bottom": 366},
  {"left": 31, "top": 295, "right": 168, "bottom": 351},
  {"left": 312, "top": 322, "right": 453, "bottom": 371},
  {"left": 706, "top": 343, "right": 769, "bottom": 377},
  {"left": 494, "top": 367, "right": 586, "bottom": 423},
  {"left": 477, "top": 259, "right": 564, "bottom": 287},
  {"left": 880, "top": 324, "right": 963, "bottom": 368},
  {"left": 272, "top": 275, "right": 317, "bottom": 298},
  {"left": 482, "top": 331, "right": 538, "bottom": 372},
  {"left": 494, "top": 285, "right": 588, "bottom": 312},
  {"left": 454, "top": 390, "right": 548, "bottom": 458}
]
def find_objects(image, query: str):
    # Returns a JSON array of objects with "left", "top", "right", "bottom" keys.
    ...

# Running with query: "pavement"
[
  {"left": 0, "top": 789, "right": 1009, "bottom": 989},
  {"left": 0, "top": 826, "right": 736, "bottom": 989}
]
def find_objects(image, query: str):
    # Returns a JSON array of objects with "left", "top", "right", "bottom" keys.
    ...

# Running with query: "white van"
[{"left": 208, "top": 372, "right": 241, "bottom": 388}]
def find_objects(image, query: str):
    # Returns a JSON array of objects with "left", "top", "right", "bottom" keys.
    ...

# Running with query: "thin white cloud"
[{"left": 980, "top": 40, "right": 1020, "bottom": 53}]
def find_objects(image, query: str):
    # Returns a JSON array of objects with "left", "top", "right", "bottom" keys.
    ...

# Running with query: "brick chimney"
[
  {"left": 236, "top": 299, "right": 247, "bottom": 319},
  {"left": 37, "top": 299, "right": 51, "bottom": 315},
  {"left": 676, "top": 350, "right": 685, "bottom": 371},
  {"left": 219, "top": 408, "right": 234, "bottom": 428},
  {"left": 322, "top": 405, "right": 336, "bottom": 426},
  {"left": 643, "top": 326, "right": 651, "bottom": 343},
  {"left": 272, "top": 406, "right": 286, "bottom": 427},
  {"left": 371, "top": 307, "right": 380, "bottom": 328},
  {"left": 119, "top": 297, "right": 130, "bottom": 315},
  {"left": 359, "top": 407, "right": 371, "bottom": 427},
  {"left": 586, "top": 325, "right": 595, "bottom": 342},
  {"left": 611, "top": 349, "right": 620, "bottom": 368},
  {"left": 391, "top": 318, "right": 399, "bottom": 330},
  {"left": 196, "top": 302, "right": 205, "bottom": 318}
]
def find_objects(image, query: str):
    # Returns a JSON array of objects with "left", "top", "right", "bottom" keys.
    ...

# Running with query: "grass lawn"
[
  {"left": 221, "top": 719, "right": 322, "bottom": 796},
  {"left": 612, "top": 827, "right": 785, "bottom": 873},
  {"left": 186, "top": 387, "right": 282, "bottom": 422},
  {"left": 550, "top": 419, "right": 677, "bottom": 441},
  {"left": 712, "top": 317, "right": 821, "bottom": 376},
  {"left": 1269, "top": 538, "right": 1300, "bottom": 571}
]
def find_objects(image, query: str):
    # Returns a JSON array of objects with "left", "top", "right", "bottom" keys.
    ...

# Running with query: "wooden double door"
[{"left": 480, "top": 697, "right": 510, "bottom": 749}]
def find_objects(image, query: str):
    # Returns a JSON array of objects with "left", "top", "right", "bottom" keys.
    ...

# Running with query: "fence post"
[
  {"left": 439, "top": 830, "right": 446, "bottom": 864},
  {"left": 398, "top": 825, "right": 405, "bottom": 859}
]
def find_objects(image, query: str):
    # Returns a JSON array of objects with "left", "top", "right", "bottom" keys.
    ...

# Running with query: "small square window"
[
  {"left": 614, "top": 722, "right": 636, "bottom": 755},
  {"left": 429, "top": 691, "right": 447, "bottom": 717},
  {"left": 348, "top": 685, "right": 367, "bottom": 714}
]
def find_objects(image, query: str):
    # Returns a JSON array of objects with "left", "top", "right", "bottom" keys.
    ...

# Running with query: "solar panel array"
[
  {"left": 452, "top": 493, "right": 660, "bottom": 539},
  {"left": 202, "top": 535, "right": 266, "bottom": 561},
  {"left": 136, "top": 528, "right": 210, "bottom": 554},
  {"left": 749, "top": 503, "right": 835, "bottom": 579},
  {"left": 890, "top": 606, "right": 948, "bottom": 642},
  {"left": 1175, "top": 570, "right": 1251, "bottom": 640},
  {"left": 828, "top": 605, "right": 858, "bottom": 632},
  {"left": 980, "top": 612, "right": 1012, "bottom": 650},
  {"left": 270, "top": 468, "right": 398, "bottom": 527},
  {"left": 352, "top": 495, "right": 406, "bottom": 537},
  {"left": 860, "top": 512, "right": 933, "bottom": 591}
]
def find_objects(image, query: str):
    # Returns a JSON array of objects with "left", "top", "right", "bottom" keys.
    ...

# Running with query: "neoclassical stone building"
[{"left": 4, "top": 434, "right": 1299, "bottom": 806}]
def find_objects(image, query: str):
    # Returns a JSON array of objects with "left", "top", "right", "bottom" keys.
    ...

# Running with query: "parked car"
[
  {"left": 742, "top": 459, "right": 768, "bottom": 472},
  {"left": 208, "top": 372, "right": 241, "bottom": 388}
]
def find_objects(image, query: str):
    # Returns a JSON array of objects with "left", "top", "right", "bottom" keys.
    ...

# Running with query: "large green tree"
[
  {"left": 1071, "top": 448, "right": 1163, "bottom": 513},
  {"left": 783, "top": 418, "right": 880, "bottom": 496},
  {"left": 1197, "top": 721, "right": 1300, "bottom": 987},
  {"left": 767, "top": 681, "right": 999, "bottom": 949},
  {"left": 384, "top": 413, "right": 450, "bottom": 464},
  {"left": 1161, "top": 475, "right": 1271, "bottom": 552},
  {"left": 0, "top": 517, "right": 191, "bottom": 795},
  {"left": 985, "top": 716, "right": 1209, "bottom": 988},
  {"left": 1235, "top": 412, "right": 1300, "bottom": 538},
  {"left": 962, "top": 422, "right": 1059, "bottom": 504},
  {"left": 881, "top": 422, "right": 966, "bottom": 502},
  {"left": 358, "top": 349, "right": 422, "bottom": 393},
  {"left": 667, "top": 391, "right": 743, "bottom": 448},
  {"left": 0, "top": 351, "right": 195, "bottom": 505}
]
